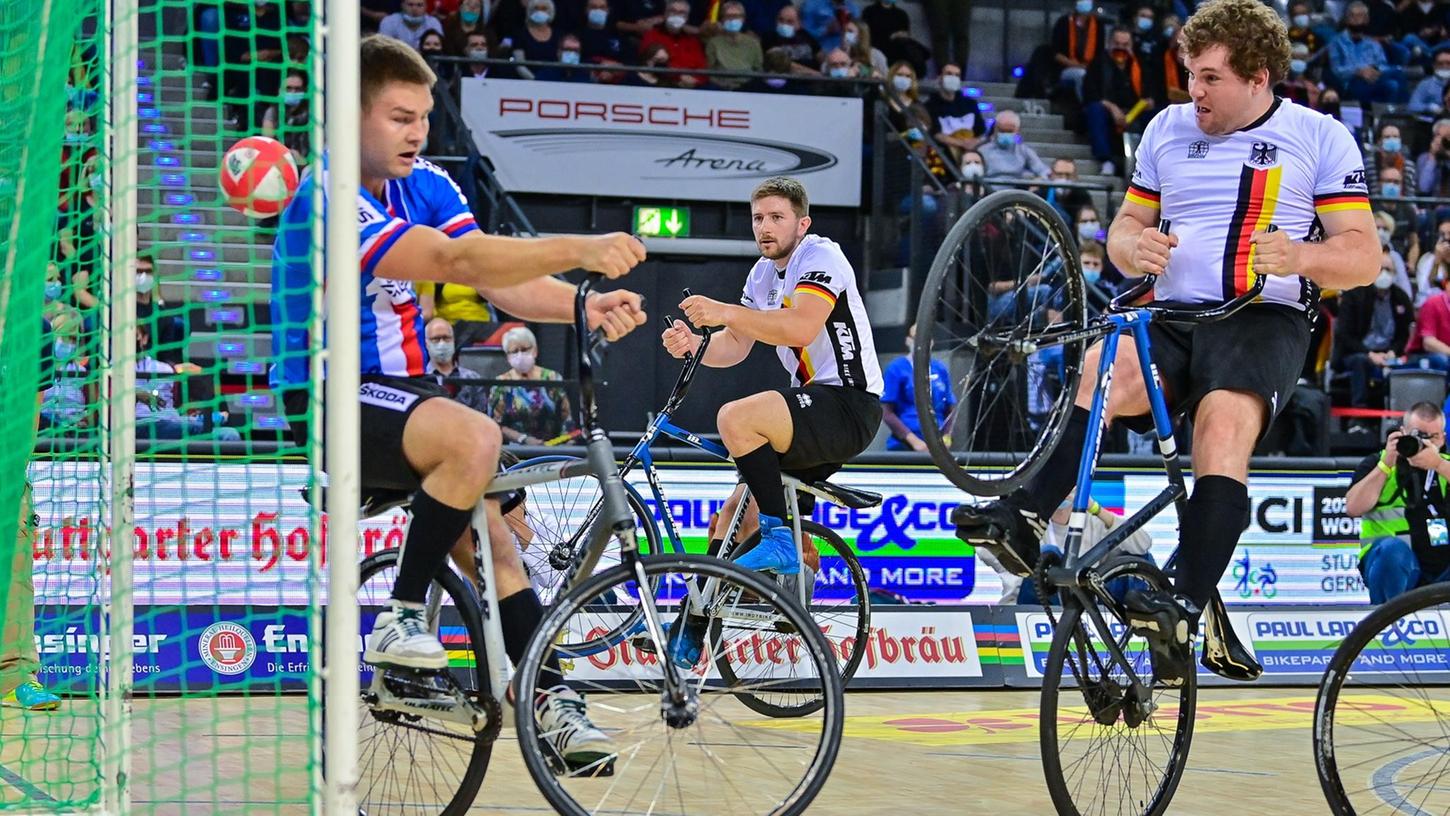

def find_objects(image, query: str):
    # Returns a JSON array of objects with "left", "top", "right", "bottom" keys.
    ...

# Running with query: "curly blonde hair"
[{"left": 1180, "top": 0, "right": 1291, "bottom": 85}]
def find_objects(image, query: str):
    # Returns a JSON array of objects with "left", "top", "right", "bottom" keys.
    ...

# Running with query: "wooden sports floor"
[{"left": 7, "top": 684, "right": 1442, "bottom": 815}]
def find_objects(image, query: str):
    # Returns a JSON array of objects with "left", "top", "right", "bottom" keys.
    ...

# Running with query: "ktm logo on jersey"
[
  {"left": 833, "top": 322, "right": 857, "bottom": 361},
  {"left": 1249, "top": 141, "right": 1279, "bottom": 167},
  {"left": 800, "top": 271, "right": 832, "bottom": 284}
]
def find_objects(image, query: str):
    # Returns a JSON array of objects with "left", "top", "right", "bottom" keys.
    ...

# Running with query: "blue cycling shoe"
[
  {"left": 665, "top": 613, "right": 710, "bottom": 670},
  {"left": 732, "top": 514, "right": 801, "bottom": 575}
]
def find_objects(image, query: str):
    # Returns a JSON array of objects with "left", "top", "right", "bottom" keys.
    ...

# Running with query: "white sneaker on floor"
[
  {"left": 363, "top": 603, "right": 447, "bottom": 670},
  {"left": 535, "top": 685, "right": 617, "bottom": 776}
]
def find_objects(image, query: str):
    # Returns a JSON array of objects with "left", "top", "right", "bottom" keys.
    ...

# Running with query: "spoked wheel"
[
  {"left": 914, "top": 189, "right": 1089, "bottom": 496},
  {"left": 1314, "top": 581, "right": 1450, "bottom": 815},
  {"left": 351, "top": 550, "right": 495, "bottom": 816},
  {"left": 504, "top": 454, "right": 662, "bottom": 654},
  {"left": 717, "top": 519, "right": 871, "bottom": 717},
  {"left": 515, "top": 554, "right": 844, "bottom": 816},
  {"left": 1040, "top": 556, "right": 1196, "bottom": 816}
]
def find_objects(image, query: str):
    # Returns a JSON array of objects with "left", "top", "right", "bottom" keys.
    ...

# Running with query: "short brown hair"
[
  {"left": 1079, "top": 239, "right": 1105, "bottom": 260},
  {"left": 1181, "top": 0, "right": 1290, "bottom": 84},
  {"left": 361, "top": 34, "right": 436, "bottom": 110},
  {"left": 751, "top": 177, "right": 809, "bottom": 218}
]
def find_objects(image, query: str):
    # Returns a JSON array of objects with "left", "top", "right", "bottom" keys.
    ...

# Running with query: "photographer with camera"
[{"left": 1346, "top": 402, "right": 1450, "bottom": 603}]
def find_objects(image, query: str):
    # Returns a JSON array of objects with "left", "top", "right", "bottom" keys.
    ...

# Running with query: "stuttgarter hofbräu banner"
[{"left": 459, "top": 78, "right": 863, "bottom": 206}]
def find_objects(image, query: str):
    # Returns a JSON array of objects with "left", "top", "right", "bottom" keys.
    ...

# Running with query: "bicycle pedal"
[{"left": 627, "top": 633, "right": 658, "bottom": 655}]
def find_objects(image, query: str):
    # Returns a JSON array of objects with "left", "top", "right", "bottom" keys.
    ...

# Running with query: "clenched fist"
[
  {"left": 1130, "top": 227, "right": 1178, "bottom": 275},
  {"left": 1249, "top": 229, "right": 1299, "bottom": 277},
  {"left": 661, "top": 318, "right": 702, "bottom": 359},
  {"left": 577, "top": 232, "right": 647, "bottom": 279}
]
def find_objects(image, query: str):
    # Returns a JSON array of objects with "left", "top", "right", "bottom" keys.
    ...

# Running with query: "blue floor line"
[{"left": 0, "top": 763, "right": 58, "bottom": 803}]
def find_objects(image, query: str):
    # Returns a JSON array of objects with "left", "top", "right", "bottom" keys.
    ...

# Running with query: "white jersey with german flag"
[
  {"left": 1124, "top": 97, "right": 1369, "bottom": 311},
  {"left": 740, "top": 234, "right": 884, "bottom": 395}
]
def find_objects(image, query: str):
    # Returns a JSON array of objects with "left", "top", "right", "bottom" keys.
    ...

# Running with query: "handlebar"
[
  {"left": 1108, "top": 272, "right": 1267, "bottom": 325},
  {"left": 660, "top": 288, "right": 715, "bottom": 414}
]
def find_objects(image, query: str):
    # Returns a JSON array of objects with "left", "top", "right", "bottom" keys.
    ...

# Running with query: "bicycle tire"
[
  {"left": 515, "top": 554, "right": 845, "bottom": 816},
  {"left": 717, "top": 519, "right": 871, "bottom": 717},
  {"left": 1040, "top": 555, "right": 1196, "bottom": 816},
  {"left": 914, "top": 189, "right": 1087, "bottom": 496},
  {"left": 350, "top": 549, "right": 494, "bottom": 816},
  {"left": 1314, "top": 580, "right": 1450, "bottom": 815}
]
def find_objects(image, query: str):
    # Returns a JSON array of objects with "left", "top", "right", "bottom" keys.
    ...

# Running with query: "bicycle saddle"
[{"left": 809, "top": 481, "right": 882, "bottom": 510}]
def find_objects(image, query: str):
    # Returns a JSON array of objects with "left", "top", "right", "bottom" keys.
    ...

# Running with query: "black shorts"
[
  {"left": 774, "top": 383, "right": 883, "bottom": 483},
  {"left": 284, "top": 375, "right": 453, "bottom": 492},
  {"left": 1125, "top": 303, "right": 1311, "bottom": 434}
]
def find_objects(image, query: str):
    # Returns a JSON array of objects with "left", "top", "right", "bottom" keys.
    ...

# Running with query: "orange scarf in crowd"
[
  {"left": 1068, "top": 15, "right": 1100, "bottom": 64},
  {"left": 1112, "top": 50, "right": 1142, "bottom": 97},
  {"left": 1162, "top": 46, "right": 1182, "bottom": 94},
  {"left": 704, "top": 0, "right": 721, "bottom": 21}
]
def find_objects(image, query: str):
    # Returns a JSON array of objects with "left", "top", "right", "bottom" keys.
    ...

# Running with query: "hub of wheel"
[
  {"left": 548, "top": 543, "right": 574, "bottom": 570},
  {"left": 1082, "top": 680, "right": 1125, "bottom": 726},
  {"left": 661, "top": 686, "right": 700, "bottom": 729},
  {"left": 1121, "top": 683, "right": 1155, "bottom": 729}
]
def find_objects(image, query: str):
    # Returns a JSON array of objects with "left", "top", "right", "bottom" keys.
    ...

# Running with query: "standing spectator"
[
  {"left": 920, "top": 0, "right": 969, "bottom": 70},
  {"left": 761, "top": 4, "right": 821, "bottom": 71},
  {"left": 579, "top": 0, "right": 628, "bottom": 67},
  {"left": 924, "top": 63, "right": 985, "bottom": 159},
  {"left": 706, "top": 1, "right": 763, "bottom": 89},
  {"left": 1145, "top": 13, "right": 1188, "bottom": 107},
  {"left": 1419, "top": 117, "right": 1450, "bottom": 197},
  {"left": 1365, "top": 123, "right": 1417, "bottom": 197},
  {"left": 1082, "top": 27, "right": 1149, "bottom": 177},
  {"left": 512, "top": 0, "right": 564, "bottom": 64},
  {"left": 424, "top": 317, "right": 490, "bottom": 414},
  {"left": 859, "top": 0, "right": 907, "bottom": 47},
  {"left": 1330, "top": 1, "right": 1405, "bottom": 106},
  {"left": 1406, "top": 281, "right": 1450, "bottom": 370},
  {"left": 1277, "top": 42, "right": 1322, "bottom": 109},
  {"left": 879, "top": 322, "right": 955, "bottom": 452},
  {"left": 842, "top": 19, "right": 887, "bottom": 77},
  {"left": 222, "top": 0, "right": 285, "bottom": 132},
  {"left": 979, "top": 110, "right": 1050, "bottom": 179},
  {"left": 1410, "top": 48, "right": 1450, "bottom": 117},
  {"left": 441, "top": 0, "right": 488, "bottom": 54},
  {"left": 1417, "top": 218, "right": 1450, "bottom": 304},
  {"left": 489, "top": 326, "right": 577, "bottom": 446},
  {"left": 1287, "top": 1, "right": 1325, "bottom": 54},
  {"left": 416, "top": 279, "right": 494, "bottom": 350},
  {"left": 380, "top": 0, "right": 444, "bottom": 50},
  {"left": 1046, "top": 158, "right": 1092, "bottom": 223},
  {"left": 799, "top": 0, "right": 860, "bottom": 54},
  {"left": 1050, "top": 0, "right": 1104, "bottom": 100},
  {"left": 1333, "top": 253, "right": 1414, "bottom": 417},
  {"left": 639, "top": 0, "right": 709, "bottom": 88}
]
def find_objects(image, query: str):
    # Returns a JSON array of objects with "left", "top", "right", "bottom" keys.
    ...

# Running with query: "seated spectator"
[
  {"left": 1050, "top": 0, "right": 1104, "bottom": 100},
  {"left": 1080, "top": 239, "right": 1106, "bottom": 292},
  {"left": 1375, "top": 210, "right": 1414, "bottom": 297},
  {"left": 924, "top": 63, "right": 985, "bottom": 159},
  {"left": 262, "top": 69, "right": 312, "bottom": 168},
  {"left": 625, "top": 42, "right": 677, "bottom": 86},
  {"left": 1417, "top": 218, "right": 1450, "bottom": 303},
  {"left": 579, "top": 0, "right": 629, "bottom": 68},
  {"left": 639, "top": 0, "right": 708, "bottom": 87},
  {"left": 879, "top": 322, "right": 954, "bottom": 452},
  {"left": 1365, "top": 0, "right": 1410, "bottom": 65},
  {"left": 980, "top": 109, "right": 1050, "bottom": 180},
  {"left": 1145, "top": 13, "right": 1187, "bottom": 107},
  {"left": 1410, "top": 47, "right": 1450, "bottom": 117},
  {"left": 1376, "top": 165, "right": 1420, "bottom": 246},
  {"left": 842, "top": 18, "right": 887, "bottom": 77},
  {"left": 442, "top": 0, "right": 488, "bottom": 54},
  {"left": 1329, "top": 1, "right": 1404, "bottom": 106},
  {"left": 419, "top": 28, "right": 446, "bottom": 55},
  {"left": 1082, "top": 27, "right": 1150, "bottom": 177},
  {"left": 1046, "top": 158, "right": 1092, "bottom": 223},
  {"left": 1287, "top": 1, "right": 1325, "bottom": 54},
  {"left": 1317, "top": 87, "right": 1344, "bottom": 120},
  {"left": 512, "top": 0, "right": 564, "bottom": 66},
  {"left": 958, "top": 148, "right": 987, "bottom": 193},
  {"left": 859, "top": 0, "right": 907, "bottom": 48},
  {"left": 1406, "top": 279, "right": 1450, "bottom": 370},
  {"left": 416, "top": 279, "right": 494, "bottom": 349},
  {"left": 762, "top": 4, "right": 821, "bottom": 72},
  {"left": 135, "top": 248, "right": 186, "bottom": 366},
  {"left": 1333, "top": 254, "right": 1414, "bottom": 417},
  {"left": 884, "top": 61, "right": 932, "bottom": 137},
  {"left": 42, "top": 261, "right": 75, "bottom": 329},
  {"left": 706, "top": 1, "right": 763, "bottom": 88},
  {"left": 489, "top": 326, "right": 577, "bottom": 446},
  {"left": 800, "top": 0, "right": 860, "bottom": 54},
  {"left": 424, "top": 317, "right": 490, "bottom": 414},
  {"left": 1277, "top": 42, "right": 1322, "bottom": 109},
  {"left": 1365, "top": 123, "right": 1417, "bottom": 196},
  {"left": 1418, "top": 117, "right": 1450, "bottom": 198},
  {"left": 461, "top": 31, "right": 509, "bottom": 77},
  {"left": 362, "top": 0, "right": 394, "bottom": 34},
  {"left": 1129, "top": 4, "right": 1156, "bottom": 56},
  {"left": 549, "top": 33, "right": 592, "bottom": 81},
  {"left": 1399, "top": 0, "right": 1450, "bottom": 64},
  {"left": 38, "top": 315, "right": 94, "bottom": 432},
  {"left": 135, "top": 325, "right": 236, "bottom": 442},
  {"left": 818, "top": 48, "right": 865, "bottom": 95},
  {"left": 1346, "top": 402, "right": 1450, "bottom": 604},
  {"left": 381, "top": 0, "right": 444, "bottom": 50}
]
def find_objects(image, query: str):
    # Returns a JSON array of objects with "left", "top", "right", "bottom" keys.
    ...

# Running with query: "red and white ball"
[{"left": 219, "top": 135, "right": 300, "bottom": 218}]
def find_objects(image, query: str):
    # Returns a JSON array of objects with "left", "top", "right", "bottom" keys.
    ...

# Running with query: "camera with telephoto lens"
[{"left": 1397, "top": 428, "right": 1435, "bottom": 458}]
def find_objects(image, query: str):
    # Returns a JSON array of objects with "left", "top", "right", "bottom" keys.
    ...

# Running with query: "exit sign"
[{"left": 633, "top": 206, "right": 691, "bottom": 238}]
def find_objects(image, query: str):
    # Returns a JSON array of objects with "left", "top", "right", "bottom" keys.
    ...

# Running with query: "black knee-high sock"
[
  {"left": 735, "top": 443, "right": 788, "bottom": 521},
  {"left": 392, "top": 488, "right": 474, "bottom": 604},
  {"left": 1173, "top": 475, "right": 1249, "bottom": 611},
  {"left": 1018, "top": 406, "right": 1093, "bottom": 518},
  {"left": 500, "top": 588, "right": 564, "bottom": 690}
]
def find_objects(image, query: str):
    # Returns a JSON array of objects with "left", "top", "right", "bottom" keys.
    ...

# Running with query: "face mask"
[
  {"left": 1347, "top": 22, "right": 1367, "bottom": 35},
  {"left": 402, "top": 13, "right": 427, "bottom": 25},
  {"left": 1161, "top": 25, "right": 1175, "bottom": 37},
  {"left": 1082, "top": 264, "right": 1102, "bottom": 284},
  {"left": 1379, "top": 227, "right": 1393, "bottom": 245},
  {"left": 461, "top": 9, "right": 480, "bottom": 23},
  {"left": 995, "top": 131, "right": 1015, "bottom": 149},
  {"left": 905, "top": 126, "right": 924, "bottom": 141},
  {"left": 1375, "top": 270, "right": 1395, "bottom": 290},
  {"left": 44, "top": 281, "right": 61, "bottom": 302},
  {"left": 135, "top": 271, "right": 155, "bottom": 294},
  {"left": 529, "top": 9, "right": 552, "bottom": 24},
  {"left": 508, "top": 350, "right": 536, "bottom": 374},
  {"left": 1136, "top": 16, "right": 1152, "bottom": 30},
  {"left": 1383, "top": 137, "right": 1402, "bottom": 153},
  {"left": 54, "top": 340, "right": 76, "bottom": 360},
  {"left": 561, "top": 50, "right": 581, "bottom": 64},
  {"left": 892, "top": 74, "right": 912, "bottom": 92},
  {"left": 588, "top": 7, "right": 608, "bottom": 25},
  {"left": 1437, "top": 68, "right": 1450, "bottom": 81},
  {"left": 1290, "top": 58, "right": 1307, "bottom": 74},
  {"left": 427, "top": 340, "right": 454, "bottom": 361},
  {"left": 1076, "top": 0, "right": 1093, "bottom": 13},
  {"left": 941, "top": 74, "right": 962, "bottom": 93},
  {"left": 1383, "top": 182, "right": 1402, "bottom": 197},
  {"left": 960, "top": 162, "right": 985, "bottom": 179},
  {"left": 284, "top": 91, "right": 304, "bottom": 106},
  {"left": 1422, "top": 0, "right": 1435, "bottom": 10},
  {"left": 666, "top": 14, "right": 686, "bottom": 30},
  {"left": 777, "top": 23, "right": 796, "bottom": 38},
  {"left": 843, "top": 29, "right": 859, "bottom": 46},
  {"left": 90, "top": 172, "right": 104, "bottom": 191},
  {"left": 1078, "top": 220, "right": 1100, "bottom": 240},
  {"left": 64, "top": 131, "right": 88, "bottom": 144},
  {"left": 723, "top": 17, "right": 743, "bottom": 32},
  {"left": 469, "top": 48, "right": 489, "bottom": 60},
  {"left": 1292, "top": 13, "right": 1310, "bottom": 27},
  {"left": 828, "top": 65, "right": 850, "bottom": 78}
]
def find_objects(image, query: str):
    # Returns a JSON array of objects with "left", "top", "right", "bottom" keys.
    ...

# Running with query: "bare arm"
[
  {"left": 1425, "top": 336, "right": 1450, "bottom": 356},
  {"left": 680, "top": 292, "right": 833, "bottom": 349},
  {"left": 1346, "top": 461, "right": 1391, "bottom": 517},
  {"left": 1106, "top": 198, "right": 1171, "bottom": 277},
  {"left": 1289, "top": 207, "right": 1381, "bottom": 290},
  {"left": 375, "top": 227, "right": 645, "bottom": 289}
]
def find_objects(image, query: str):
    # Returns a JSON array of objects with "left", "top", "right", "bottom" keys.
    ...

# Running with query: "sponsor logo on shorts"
[
  {"left": 359, "top": 383, "right": 421, "bottom": 412},
  {"left": 796, "top": 393, "right": 813, "bottom": 408},
  {"left": 198, "top": 622, "right": 256, "bottom": 675}
]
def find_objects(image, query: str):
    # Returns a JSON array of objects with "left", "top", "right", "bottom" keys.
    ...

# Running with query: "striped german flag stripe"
[
  {"left": 1125, "top": 183, "right": 1160, "bottom": 209},
  {"left": 1220, "top": 163, "right": 1283, "bottom": 297},
  {"left": 794, "top": 280, "right": 837, "bottom": 306},
  {"left": 1314, "top": 192, "right": 1371, "bottom": 213},
  {"left": 789, "top": 344, "right": 815, "bottom": 384}
]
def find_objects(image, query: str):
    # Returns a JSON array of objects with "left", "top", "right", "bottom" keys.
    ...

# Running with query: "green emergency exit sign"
[{"left": 633, "top": 206, "right": 691, "bottom": 238}]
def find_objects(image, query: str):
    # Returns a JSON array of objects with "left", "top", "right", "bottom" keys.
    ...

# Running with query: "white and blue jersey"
[{"left": 270, "top": 157, "right": 479, "bottom": 389}]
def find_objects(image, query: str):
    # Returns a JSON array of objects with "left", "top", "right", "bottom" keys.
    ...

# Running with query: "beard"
[{"left": 759, "top": 232, "right": 799, "bottom": 261}]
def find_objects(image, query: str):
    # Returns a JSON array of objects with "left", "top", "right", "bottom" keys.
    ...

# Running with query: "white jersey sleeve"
[
  {"left": 1125, "top": 111, "right": 1167, "bottom": 209},
  {"left": 1311, "top": 116, "right": 1371, "bottom": 214}
]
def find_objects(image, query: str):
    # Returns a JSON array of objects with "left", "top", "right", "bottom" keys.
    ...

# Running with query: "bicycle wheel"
[
  {"left": 352, "top": 550, "right": 494, "bottom": 816},
  {"left": 505, "top": 454, "right": 662, "bottom": 653},
  {"left": 1040, "top": 555, "right": 1196, "bottom": 816},
  {"left": 1314, "top": 581, "right": 1450, "bottom": 815},
  {"left": 914, "top": 189, "right": 1088, "bottom": 496},
  {"left": 718, "top": 519, "right": 870, "bottom": 717},
  {"left": 515, "top": 554, "right": 844, "bottom": 816}
]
